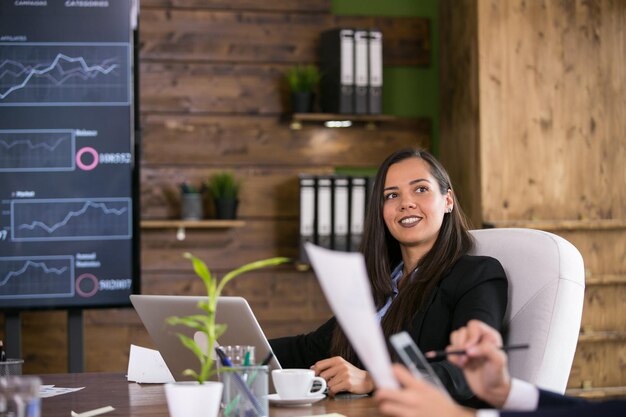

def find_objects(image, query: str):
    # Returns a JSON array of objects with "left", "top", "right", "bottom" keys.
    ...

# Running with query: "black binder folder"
[
  {"left": 320, "top": 28, "right": 354, "bottom": 114},
  {"left": 368, "top": 29, "right": 383, "bottom": 114},
  {"left": 353, "top": 29, "right": 369, "bottom": 114}
]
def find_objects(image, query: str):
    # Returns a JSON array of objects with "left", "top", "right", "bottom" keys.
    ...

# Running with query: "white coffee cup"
[{"left": 271, "top": 369, "right": 327, "bottom": 400}]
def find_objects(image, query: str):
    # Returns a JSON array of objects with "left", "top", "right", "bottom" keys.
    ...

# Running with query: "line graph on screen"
[
  {"left": 0, "top": 42, "right": 130, "bottom": 106},
  {"left": 0, "top": 256, "right": 74, "bottom": 298},
  {"left": 11, "top": 198, "right": 132, "bottom": 241},
  {"left": 0, "top": 129, "right": 76, "bottom": 172}
]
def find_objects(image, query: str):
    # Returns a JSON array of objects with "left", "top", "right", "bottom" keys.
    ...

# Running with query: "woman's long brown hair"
[{"left": 330, "top": 148, "right": 473, "bottom": 364}]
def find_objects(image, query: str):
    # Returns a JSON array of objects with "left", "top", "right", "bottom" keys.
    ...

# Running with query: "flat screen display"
[{"left": 0, "top": 0, "right": 139, "bottom": 310}]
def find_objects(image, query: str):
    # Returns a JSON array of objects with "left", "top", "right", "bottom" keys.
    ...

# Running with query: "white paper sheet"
[
  {"left": 39, "top": 385, "right": 84, "bottom": 398},
  {"left": 126, "top": 344, "right": 175, "bottom": 383},
  {"left": 304, "top": 242, "right": 399, "bottom": 389}
]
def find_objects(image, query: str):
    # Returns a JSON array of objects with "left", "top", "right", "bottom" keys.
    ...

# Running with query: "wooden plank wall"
[
  {"left": 477, "top": 0, "right": 625, "bottom": 223},
  {"left": 441, "top": 0, "right": 626, "bottom": 394},
  {"left": 1, "top": 1, "right": 431, "bottom": 373}
]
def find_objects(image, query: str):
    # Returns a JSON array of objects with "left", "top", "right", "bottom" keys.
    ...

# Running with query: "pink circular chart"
[
  {"left": 76, "top": 147, "right": 99, "bottom": 171},
  {"left": 76, "top": 273, "right": 99, "bottom": 297}
]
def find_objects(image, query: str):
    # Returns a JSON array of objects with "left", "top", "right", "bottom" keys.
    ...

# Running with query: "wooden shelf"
[
  {"left": 585, "top": 274, "right": 626, "bottom": 286},
  {"left": 483, "top": 219, "right": 626, "bottom": 231},
  {"left": 141, "top": 219, "right": 245, "bottom": 240},
  {"left": 566, "top": 385, "right": 626, "bottom": 400},
  {"left": 289, "top": 113, "right": 401, "bottom": 130},
  {"left": 141, "top": 219, "right": 245, "bottom": 229},
  {"left": 578, "top": 330, "right": 626, "bottom": 343}
]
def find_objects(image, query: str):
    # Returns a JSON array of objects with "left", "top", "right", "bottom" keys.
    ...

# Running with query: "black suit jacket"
[
  {"left": 270, "top": 254, "right": 508, "bottom": 405},
  {"left": 499, "top": 389, "right": 626, "bottom": 416}
]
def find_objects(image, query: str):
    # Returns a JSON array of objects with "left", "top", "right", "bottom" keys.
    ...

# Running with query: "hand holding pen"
[
  {"left": 425, "top": 343, "right": 529, "bottom": 361},
  {"left": 439, "top": 319, "right": 517, "bottom": 408}
]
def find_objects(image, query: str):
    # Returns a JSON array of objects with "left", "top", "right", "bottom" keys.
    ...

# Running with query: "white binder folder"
[
  {"left": 368, "top": 29, "right": 383, "bottom": 114},
  {"left": 353, "top": 29, "right": 369, "bottom": 114}
]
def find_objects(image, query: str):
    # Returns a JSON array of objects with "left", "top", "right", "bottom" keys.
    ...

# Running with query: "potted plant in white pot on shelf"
[
  {"left": 164, "top": 252, "right": 290, "bottom": 417},
  {"left": 286, "top": 64, "right": 320, "bottom": 113},
  {"left": 205, "top": 171, "right": 241, "bottom": 220}
]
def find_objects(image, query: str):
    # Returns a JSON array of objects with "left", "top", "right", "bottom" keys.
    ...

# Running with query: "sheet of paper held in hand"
[{"left": 304, "top": 242, "right": 399, "bottom": 389}]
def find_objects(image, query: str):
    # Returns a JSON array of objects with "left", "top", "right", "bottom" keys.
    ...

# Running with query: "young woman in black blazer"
[{"left": 270, "top": 148, "right": 508, "bottom": 405}]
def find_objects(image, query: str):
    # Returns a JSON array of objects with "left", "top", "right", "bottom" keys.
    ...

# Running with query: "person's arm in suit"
[
  {"left": 375, "top": 320, "right": 626, "bottom": 417},
  {"left": 268, "top": 316, "right": 335, "bottom": 369},
  {"left": 497, "top": 388, "right": 626, "bottom": 417}
]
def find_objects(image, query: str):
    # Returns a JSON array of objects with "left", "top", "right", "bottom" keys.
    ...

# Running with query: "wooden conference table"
[{"left": 41, "top": 373, "right": 383, "bottom": 417}]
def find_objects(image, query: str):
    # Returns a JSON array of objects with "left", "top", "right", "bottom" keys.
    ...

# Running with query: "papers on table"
[
  {"left": 304, "top": 242, "right": 399, "bottom": 390},
  {"left": 39, "top": 385, "right": 84, "bottom": 398}
]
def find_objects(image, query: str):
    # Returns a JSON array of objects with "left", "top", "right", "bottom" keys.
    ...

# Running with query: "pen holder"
[
  {"left": 181, "top": 192, "right": 203, "bottom": 220},
  {"left": 0, "top": 359, "right": 24, "bottom": 376},
  {"left": 219, "top": 345, "right": 255, "bottom": 367},
  {"left": 221, "top": 365, "right": 268, "bottom": 417}
]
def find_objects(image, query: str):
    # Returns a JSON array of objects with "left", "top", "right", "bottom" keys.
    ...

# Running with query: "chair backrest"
[{"left": 468, "top": 228, "right": 585, "bottom": 393}]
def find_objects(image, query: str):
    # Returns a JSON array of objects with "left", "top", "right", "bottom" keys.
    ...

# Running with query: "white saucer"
[{"left": 267, "top": 393, "right": 326, "bottom": 407}]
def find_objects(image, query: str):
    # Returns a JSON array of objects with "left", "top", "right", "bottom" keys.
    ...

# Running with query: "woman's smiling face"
[{"left": 382, "top": 157, "right": 453, "bottom": 260}]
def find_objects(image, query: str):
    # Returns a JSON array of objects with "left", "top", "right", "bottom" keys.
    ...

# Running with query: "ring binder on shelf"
[
  {"left": 317, "top": 177, "right": 332, "bottom": 250},
  {"left": 333, "top": 177, "right": 349, "bottom": 251},
  {"left": 299, "top": 175, "right": 315, "bottom": 263},
  {"left": 368, "top": 29, "right": 383, "bottom": 115},
  {"left": 320, "top": 28, "right": 355, "bottom": 114},
  {"left": 353, "top": 29, "right": 369, "bottom": 115},
  {"left": 298, "top": 174, "right": 372, "bottom": 263}
]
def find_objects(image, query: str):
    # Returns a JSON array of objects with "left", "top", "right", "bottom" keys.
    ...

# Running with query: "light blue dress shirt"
[{"left": 375, "top": 262, "right": 404, "bottom": 322}]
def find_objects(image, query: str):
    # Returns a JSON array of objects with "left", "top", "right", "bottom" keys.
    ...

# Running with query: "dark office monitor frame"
[
  {"left": 0, "top": 1, "right": 141, "bottom": 370},
  {"left": 0, "top": 8, "right": 141, "bottom": 313}
]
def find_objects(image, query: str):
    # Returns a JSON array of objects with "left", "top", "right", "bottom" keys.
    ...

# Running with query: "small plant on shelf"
[
  {"left": 166, "top": 252, "right": 290, "bottom": 383},
  {"left": 285, "top": 64, "right": 320, "bottom": 113},
  {"left": 286, "top": 64, "right": 321, "bottom": 94},
  {"left": 205, "top": 171, "right": 240, "bottom": 201},
  {"left": 204, "top": 171, "right": 240, "bottom": 219}
]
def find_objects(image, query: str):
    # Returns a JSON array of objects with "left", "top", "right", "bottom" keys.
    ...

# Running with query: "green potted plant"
[
  {"left": 164, "top": 252, "right": 290, "bottom": 417},
  {"left": 286, "top": 64, "right": 320, "bottom": 113},
  {"left": 204, "top": 171, "right": 240, "bottom": 220}
]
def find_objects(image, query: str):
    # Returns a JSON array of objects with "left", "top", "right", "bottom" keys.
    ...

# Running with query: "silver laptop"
[{"left": 130, "top": 294, "right": 282, "bottom": 383}]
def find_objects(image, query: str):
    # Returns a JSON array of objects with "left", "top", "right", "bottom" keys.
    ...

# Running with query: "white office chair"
[{"left": 469, "top": 228, "right": 585, "bottom": 393}]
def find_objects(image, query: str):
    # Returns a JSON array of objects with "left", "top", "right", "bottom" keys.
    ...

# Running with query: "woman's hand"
[
  {"left": 375, "top": 365, "right": 475, "bottom": 417},
  {"left": 311, "top": 356, "right": 375, "bottom": 396}
]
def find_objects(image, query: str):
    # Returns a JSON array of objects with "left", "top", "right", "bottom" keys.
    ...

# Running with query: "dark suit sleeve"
[
  {"left": 499, "top": 392, "right": 626, "bottom": 417},
  {"left": 537, "top": 389, "right": 586, "bottom": 407},
  {"left": 268, "top": 317, "right": 336, "bottom": 369},
  {"left": 427, "top": 256, "right": 508, "bottom": 406}
]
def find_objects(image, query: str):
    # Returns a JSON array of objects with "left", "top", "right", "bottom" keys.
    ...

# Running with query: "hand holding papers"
[{"left": 304, "top": 242, "right": 399, "bottom": 390}]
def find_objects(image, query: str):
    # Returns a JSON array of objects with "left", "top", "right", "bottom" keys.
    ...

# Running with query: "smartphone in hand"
[{"left": 389, "top": 331, "right": 449, "bottom": 396}]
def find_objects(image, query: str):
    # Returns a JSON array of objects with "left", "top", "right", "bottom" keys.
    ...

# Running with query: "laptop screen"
[{"left": 130, "top": 294, "right": 282, "bottom": 382}]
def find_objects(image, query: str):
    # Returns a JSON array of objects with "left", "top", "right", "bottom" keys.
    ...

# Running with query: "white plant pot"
[{"left": 164, "top": 381, "right": 223, "bottom": 417}]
